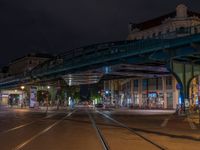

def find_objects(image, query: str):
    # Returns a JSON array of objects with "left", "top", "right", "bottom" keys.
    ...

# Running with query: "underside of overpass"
[{"left": 62, "top": 63, "right": 170, "bottom": 86}]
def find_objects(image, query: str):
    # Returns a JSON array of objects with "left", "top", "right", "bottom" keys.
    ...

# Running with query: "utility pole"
[{"left": 46, "top": 86, "right": 50, "bottom": 113}]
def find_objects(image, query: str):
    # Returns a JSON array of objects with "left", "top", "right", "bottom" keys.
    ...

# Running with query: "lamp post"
[
  {"left": 46, "top": 86, "right": 50, "bottom": 113},
  {"left": 20, "top": 86, "right": 25, "bottom": 108}
]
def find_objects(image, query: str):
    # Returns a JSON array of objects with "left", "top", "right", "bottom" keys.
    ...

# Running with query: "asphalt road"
[{"left": 0, "top": 108, "right": 200, "bottom": 150}]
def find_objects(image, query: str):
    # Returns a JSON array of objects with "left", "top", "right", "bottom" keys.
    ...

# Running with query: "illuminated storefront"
[
  {"left": 104, "top": 76, "right": 178, "bottom": 109},
  {"left": 190, "top": 77, "right": 200, "bottom": 106}
]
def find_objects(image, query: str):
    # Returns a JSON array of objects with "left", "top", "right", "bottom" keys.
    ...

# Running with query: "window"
[
  {"left": 142, "top": 79, "right": 148, "bottom": 91},
  {"left": 157, "top": 77, "right": 162, "bottom": 90},
  {"left": 167, "top": 92, "right": 173, "bottom": 108},
  {"left": 158, "top": 31, "right": 162, "bottom": 38},
  {"left": 166, "top": 76, "right": 173, "bottom": 89},
  {"left": 166, "top": 29, "right": 170, "bottom": 33},
  {"left": 177, "top": 27, "right": 188, "bottom": 34},
  {"left": 194, "top": 27, "right": 198, "bottom": 34},
  {"left": 149, "top": 78, "right": 156, "bottom": 90},
  {"left": 133, "top": 80, "right": 138, "bottom": 91},
  {"left": 126, "top": 81, "right": 131, "bottom": 91},
  {"left": 133, "top": 93, "right": 139, "bottom": 105}
]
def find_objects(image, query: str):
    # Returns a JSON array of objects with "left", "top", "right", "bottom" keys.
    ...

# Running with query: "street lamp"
[
  {"left": 20, "top": 86, "right": 25, "bottom": 108},
  {"left": 46, "top": 85, "right": 50, "bottom": 113},
  {"left": 21, "top": 86, "right": 25, "bottom": 90}
]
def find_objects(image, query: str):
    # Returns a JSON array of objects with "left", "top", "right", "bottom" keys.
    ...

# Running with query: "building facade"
[
  {"left": 8, "top": 53, "right": 53, "bottom": 76},
  {"left": 104, "top": 76, "right": 178, "bottom": 109},
  {"left": 0, "top": 53, "right": 53, "bottom": 106},
  {"left": 128, "top": 4, "right": 200, "bottom": 40}
]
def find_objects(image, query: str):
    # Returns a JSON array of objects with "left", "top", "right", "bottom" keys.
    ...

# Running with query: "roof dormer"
[{"left": 176, "top": 4, "right": 188, "bottom": 18}]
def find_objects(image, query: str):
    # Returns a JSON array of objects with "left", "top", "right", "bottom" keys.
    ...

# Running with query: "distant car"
[{"left": 95, "top": 103, "right": 104, "bottom": 108}]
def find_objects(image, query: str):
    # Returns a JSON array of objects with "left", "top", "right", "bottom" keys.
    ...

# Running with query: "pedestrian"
[{"left": 9, "top": 95, "right": 13, "bottom": 108}]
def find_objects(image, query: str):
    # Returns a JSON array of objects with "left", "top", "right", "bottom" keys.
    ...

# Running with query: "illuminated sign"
[{"left": 148, "top": 92, "right": 157, "bottom": 98}]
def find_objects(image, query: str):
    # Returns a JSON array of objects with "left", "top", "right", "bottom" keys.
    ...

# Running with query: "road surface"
[{"left": 0, "top": 108, "right": 199, "bottom": 150}]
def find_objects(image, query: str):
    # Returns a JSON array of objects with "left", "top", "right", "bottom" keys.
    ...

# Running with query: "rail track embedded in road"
[
  {"left": 87, "top": 110, "right": 110, "bottom": 150},
  {"left": 97, "top": 111, "right": 168, "bottom": 150}
]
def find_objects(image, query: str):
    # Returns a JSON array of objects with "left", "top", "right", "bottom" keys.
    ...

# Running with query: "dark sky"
[{"left": 0, "top": 0, "right": 199, "bottom": 67}]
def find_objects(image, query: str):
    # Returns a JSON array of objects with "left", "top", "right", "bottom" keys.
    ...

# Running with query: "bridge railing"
[{"left": 31, "top": 24, "right": 200, "bottom": 77}]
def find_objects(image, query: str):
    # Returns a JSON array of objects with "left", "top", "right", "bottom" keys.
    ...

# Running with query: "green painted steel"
[
  {"left": 2, "top": 24, "right": 200, "bottom": 89},
  {"left": 32, "top": 24, "right": 200, "bottom": 78},
  {"left": 33, "top": 36, "right": 200, "bottom": 77},
  {"left": 171, "top": 61, "right": 200, "bottom": 106}
]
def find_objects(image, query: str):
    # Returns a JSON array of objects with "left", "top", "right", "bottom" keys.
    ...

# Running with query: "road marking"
[
  {"left": 160, "top": 115, "right": 174, "bottom": 128},
  {"left": 161, "top": 118, "right": 170, "bottom": 127},
  {"left": 45, "top": 113, "right": 58, "bottom": 119},
  {"left": 13, "top": 110, "right": 76, "bottom": 150},
  {"left": 1, "top": 121, "right": 36, "bottom": 134},
  {"left": 187, "top": 118, "right": 197, "bottom": 130},
  {"left": 0, "top": 112, "right": 58, "bottom": 134},
  {"left": 97, "top": 111, "right": 167, "bottom": 150}
]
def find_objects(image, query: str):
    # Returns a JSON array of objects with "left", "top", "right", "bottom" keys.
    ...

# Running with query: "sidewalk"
[{"left": 103, "top": 107, "right": 176, "bottom": 115}]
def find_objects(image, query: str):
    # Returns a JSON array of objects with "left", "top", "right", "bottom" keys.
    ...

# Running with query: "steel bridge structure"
[{"left": 1, "top": 25, "right": 200, "bottom": 106}]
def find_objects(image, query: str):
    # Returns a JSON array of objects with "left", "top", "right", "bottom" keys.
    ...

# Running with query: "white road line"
[
  {"left": 0, "top": 113, "right": 57, "bottom": 134},
  {"left": 45, "top": 113, "right": 58, "bottom": 119},
  {"left": 187, "top": 118, "right": 197, "bottom": 130},
  {"left": 13, "top": 110, "right": 76, "bottom": 150},
  {"left": 1, "top": 121, "right": 36, "bottom": 134},
  {"left": 161, "top": 118, "right": 170, "bottom": 127},
  {"left": 161, "top": 115, "right": 173, "bottom": 128}
]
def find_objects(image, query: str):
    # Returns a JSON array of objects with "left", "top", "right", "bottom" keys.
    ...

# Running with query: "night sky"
[{"left": 0, "top": 0, "right": 200, "bottom": 67}]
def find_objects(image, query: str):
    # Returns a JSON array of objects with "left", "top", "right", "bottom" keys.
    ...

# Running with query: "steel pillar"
[{"left": 169, "top": 60, "right": 200, "bottom": 111}]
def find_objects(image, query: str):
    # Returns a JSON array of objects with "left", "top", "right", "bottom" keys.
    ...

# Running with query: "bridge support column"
[
  {"left": 110, "top": 80, "right": 114, "bottom": 105},
  {"left": 138, "top": 79, "right": 143, "bottom": 108},
  {"left": 169, "top": 61, "right": 200, "bottom": 112},
  {"left": 130, "top": 80, "right": 134, "bottom": 107},
  {"left": 162, "top": 77, "right": 167, "bottom": 109}
]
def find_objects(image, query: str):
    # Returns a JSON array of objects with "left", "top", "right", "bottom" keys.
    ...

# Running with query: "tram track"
[
  {"left": 96, "top": 110, "right": 168, "bottom": 150},
  {"left": 87, "top": 110, "right": 110, "bottom": 150}
]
